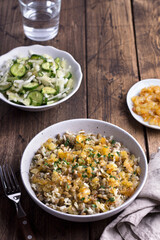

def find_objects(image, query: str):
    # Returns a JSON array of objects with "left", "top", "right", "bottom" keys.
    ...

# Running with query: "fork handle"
[{"left": 19, "top": 216, "right": 37, "bottom": 240}]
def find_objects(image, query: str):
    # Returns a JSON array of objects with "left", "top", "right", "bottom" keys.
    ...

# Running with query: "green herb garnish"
[
  {"left": 82, "top": 174, "right": 88, "bottom": 178},
  {"left": 92, "top": 204, "right": 97, "bottom": 208},
  {"left": 116, "top": 151, "right": 120, "bottom": 156},
  {"left": 110, "top": 175, "right": 118, "bottom": 180},
  {"left": 72, "top": 163, "right": 79, "bottom": 169},
  {"left": 111, "top": 140, "right": 116, "bottom": 144},
  {"left": 108, "top": 153, "right": 113, "bottom": 158},
  {"left": 64, "top": 139, "right": 70, "bottom": 147},
  {"left": 97, "top": 153, "right": 101, "bottom": 158},
  {"left": 109, "top": 197, "right": 115, "bottom": 202}
]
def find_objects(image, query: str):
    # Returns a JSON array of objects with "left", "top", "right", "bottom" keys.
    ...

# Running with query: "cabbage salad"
[{"left": 0, "top": 53, "right": 73, "bottom": 106}]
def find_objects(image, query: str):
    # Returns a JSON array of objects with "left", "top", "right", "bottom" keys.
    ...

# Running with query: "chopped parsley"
[
  {"left": 108, "top": 153, "right": 113, "bottom": 158},
  {"left": 64, "top": 139, "right": 70, "bottom": 147},
  {"left": 111, "top": 139, "right": 116, "bottom": 144},
  {"left": 82, "top": 165, "right": 87, "bottom": 168},
  {"left": 92, "top": 204, "right": 97, "bottom": 208},
  {"left": 85, "top": 138, "right": 91, "bottom": 141},
  {"left": 109, "top": 197, "right": 115, "bottom": 202},
  {"left": 81, "top": 197, "right": 85, "bottom": 201},
  {"left": 63, "top": 159, "right": 69, "bottom": 165},
  {"left": 72, "top": 163, "right": 79, "bottom": 169},
  {"left": 116, "top": 151, "right": 120, "bottom": 156},
  {"left": 97, "top": 153, "right": 101, "bottom": 158},
  {"left": 89, "top": 152, "right": 95, "bottom": 158},
  {"left": 94, "top": 159, "right": 99, "bottom": 164},
  {"left": 82, "top": 174, "right": 88, "bottom": 178},
  {"left": 56, "top": 168, "right": 62, "bottom": 172},
  {"left": 110, "top": 175, "right": 118, "bottom": 180}
]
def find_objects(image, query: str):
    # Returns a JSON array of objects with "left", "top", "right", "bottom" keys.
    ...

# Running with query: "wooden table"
[{"left": 0, "top": 0, "right": 160, "bottom": 239}]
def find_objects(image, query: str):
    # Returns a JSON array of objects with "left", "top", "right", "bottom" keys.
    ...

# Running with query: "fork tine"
[
  {"left": 0, "top": 164, "right": 20, "bottom": 194},
  {"left": 3, "top": 164, "right": 13, "bottom": 193},
  {"left": 4, "top": 164, "right": 20, "bottom": 193},
  {"left": 9, "top": 165, "right": 20, "bottom": 191},
  {"left": 0, "top": 165, "right": 8, "bottom": 193}
]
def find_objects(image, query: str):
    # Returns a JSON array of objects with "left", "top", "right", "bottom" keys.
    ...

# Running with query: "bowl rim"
[
  {"left": 21, "top": 118, "right": 148, "bottom": 220},
  {"left": 0, "top": 45, "right": 83, "bottom": 111}
]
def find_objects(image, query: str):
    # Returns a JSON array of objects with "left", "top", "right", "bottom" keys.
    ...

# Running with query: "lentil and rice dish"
[{"left": 29, "top": 131, "right": 141, "bottom": 215}]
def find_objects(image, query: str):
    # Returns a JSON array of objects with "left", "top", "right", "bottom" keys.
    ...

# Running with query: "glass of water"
[{"left": 18, "top": 0, "right": 61, "bottom": 41}]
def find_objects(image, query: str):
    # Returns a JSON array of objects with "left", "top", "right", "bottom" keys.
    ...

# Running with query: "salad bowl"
[{"left": 0, "top": 45, "right": 82, "bottom": 111}]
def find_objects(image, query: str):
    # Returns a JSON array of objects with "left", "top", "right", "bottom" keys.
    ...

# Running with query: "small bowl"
[
  {"left": 21, "top": 119, "right": 148, "bottom": 222},
  {"left": 0, "top": 45, "right": 82, "bottom": 111},
  {"left": 127, "top": 79, "right": 160, "bottom": 129}
]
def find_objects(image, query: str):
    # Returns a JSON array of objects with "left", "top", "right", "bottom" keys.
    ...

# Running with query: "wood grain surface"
[
  {"left": 133, "top": 0, "right": 160, "bottom": 156},
  {"left": 0, "top": 0, "right": 160, "bottom": 239}
]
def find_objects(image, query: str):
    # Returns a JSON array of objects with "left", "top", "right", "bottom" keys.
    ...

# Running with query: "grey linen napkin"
[{"left": 100, "top": 149, "right": 160, "bottom": 240}]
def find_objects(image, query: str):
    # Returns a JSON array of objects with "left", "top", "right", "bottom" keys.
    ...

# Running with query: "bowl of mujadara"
[{"left": 21, "top": 119, "right": 148, "bottom": 222}]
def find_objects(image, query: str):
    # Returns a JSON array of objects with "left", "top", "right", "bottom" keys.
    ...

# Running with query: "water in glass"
[{"left": 22, "top": 1, "right": 61, "bottom": 41}]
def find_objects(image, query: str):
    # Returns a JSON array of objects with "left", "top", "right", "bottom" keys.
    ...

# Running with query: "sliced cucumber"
[
  {"left": 65, "top": 79, "right": 73, "bottom": 89},
  {"left": 55, "top": 63, "right": 59, "bottom": 70},
  {"left": 41, "top": 62, "right": 53, "bottom": 71},
  {"left": 64, "top": 72, "right": 72, "bottom": 79},
  {"left": 55, "top": 57, "right": 60, "bottom": 70},
  {"left": 30, "top": 54, "right": 47, "bottom": 62},
  {"left": 50, "top": 72, "right": 56, "bottom": 78},
  {"left": 27, "top": 91, "right": 43, "bottom": 106},
  {"left": 10, "top": 63, "right": 26, "bottom": 77},
  {"left": 46, "top": 100, "right": 55, "bottom": 105},
  {"left": 23, "top": 98, "right": 31, "bottom": 106},
  {"left": 18, "top": 89, "right": 26, "bottom": 95},
  {"left": 27, "top": 62, "right": 33, "bottom": 69},
  {"left": 35, "top": 84, "right": 44, "bottom": 91},
  {"left": 23, "top": 82, "right": 39, "bottom": 90},
  {"left": 7, "top": 77, "right": 19, "bottom": 82},
  {"left": 55, "top": 57, "right": 60, "bottom": 65},
  {"left": 0, "top": 82, "right": 12, "bottom": 92},
  {"left": 38, "top": 71, "right": 43, "bottom": 77},
  {"left": 55, "top": 85, "right": 60, "bottom": 94},
  {"left": 42, "top": 87, "right": 56, "bottom": 95}
]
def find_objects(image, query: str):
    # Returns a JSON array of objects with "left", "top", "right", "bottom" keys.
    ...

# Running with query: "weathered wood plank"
[
  {"left": 1, "top": 0, "right": 158, "bottom": 239},
  {"left": 86, "top": 0, "right": 145, "bottom": 238},
  {"left": 0, "top": 0, "right": 87, "bottom": 239},
  {"left": 133, "top": 0, "right": 160, "bottom": 155},
  {"left": 86, "top": 0, "right": 146, "bottom": 154}
]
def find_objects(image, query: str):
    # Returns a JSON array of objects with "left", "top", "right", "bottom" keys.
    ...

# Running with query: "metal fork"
[{"left": 0, "top": 164, "right": 36, "bottom": 240}]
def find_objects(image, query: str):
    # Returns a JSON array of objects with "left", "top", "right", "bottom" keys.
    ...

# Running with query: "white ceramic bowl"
[
  {"left": 127, "top": 79, "right": 160, "bottom": 129},
  {"left": 0, "top": 45, "right": 82, "bottom": 111},
  {"left": 21, "top": 119, "right": 148, "bottom": 222}
]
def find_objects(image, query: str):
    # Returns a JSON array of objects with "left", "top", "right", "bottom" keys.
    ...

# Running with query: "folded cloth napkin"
[{"left": 100, "top": 148, "right": 160, "bottom": 240}]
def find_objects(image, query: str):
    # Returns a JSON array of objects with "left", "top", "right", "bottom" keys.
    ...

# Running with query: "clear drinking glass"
[{"left": 18, "top": 0, "right": 61, "bottom": 41}]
